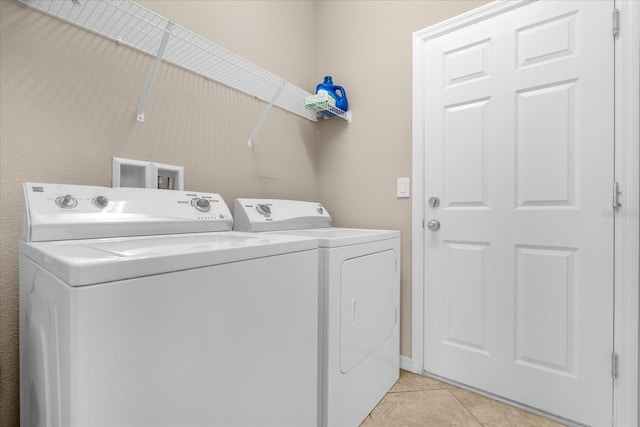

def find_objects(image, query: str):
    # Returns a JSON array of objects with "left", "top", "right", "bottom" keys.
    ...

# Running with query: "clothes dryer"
[
  {"left": 20, "top": 183, "right": 319, "bottom": 427},
  {"left": 234, "top": 199, "right": 400, "bottom": 427}
]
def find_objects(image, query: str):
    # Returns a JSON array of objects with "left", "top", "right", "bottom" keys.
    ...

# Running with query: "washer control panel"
[
  {"left": 234, "top": 198, "right": 331, "bottom": 232},
  {"left": 22, "top": 183, "right": 234, "bottom": 242}
]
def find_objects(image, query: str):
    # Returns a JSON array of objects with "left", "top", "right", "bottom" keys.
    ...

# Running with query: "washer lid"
[
  {"left": 266, "top": 227, "right": 400, "bottom": 248},
  {"left": 19, "top": 231, "right": 317, "bottom": 287}
]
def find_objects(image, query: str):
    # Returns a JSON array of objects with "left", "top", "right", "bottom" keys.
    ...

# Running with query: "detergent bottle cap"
[{"left": 323, "top": 76, "right": 333, "bottom": 84}]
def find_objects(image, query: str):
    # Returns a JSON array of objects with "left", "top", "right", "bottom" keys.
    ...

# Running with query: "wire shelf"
[
  {"left": 18, "top": 0, "right": 324, "bottom": 122},
  {"left": 304, "top": 93, "right": 352, "bottom": 123}
]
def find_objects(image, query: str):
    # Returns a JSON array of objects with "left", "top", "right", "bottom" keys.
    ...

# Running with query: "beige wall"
[{"left": 0, "top": 1, "right": 486, "bottom": 425}]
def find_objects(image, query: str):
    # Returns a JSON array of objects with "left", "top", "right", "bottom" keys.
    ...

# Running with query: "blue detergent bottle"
[{"left": 316, "top": 76, "right": 348, "bottom": 113}]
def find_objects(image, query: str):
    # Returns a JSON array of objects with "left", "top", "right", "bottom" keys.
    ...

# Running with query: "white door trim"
[
  {"left": 612, "top": 2, "right": 640, "bottom": 426},
  {"left": 411, "top": 1, "right": 639, "bottom": 425}
]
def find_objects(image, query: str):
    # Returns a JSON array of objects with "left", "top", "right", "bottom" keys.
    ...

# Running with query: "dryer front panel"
[{"left": 340, "top": 249, "right": 397, "bottom": 374}]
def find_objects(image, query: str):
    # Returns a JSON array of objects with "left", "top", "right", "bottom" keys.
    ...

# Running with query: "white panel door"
[{"left": 422, "top": 1, "right": 614, "bottom": 425}]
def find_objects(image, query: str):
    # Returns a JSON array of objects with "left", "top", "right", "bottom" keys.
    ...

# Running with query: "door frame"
[{"left": 411, "top": 1, "right": 639, "bottom": 425}]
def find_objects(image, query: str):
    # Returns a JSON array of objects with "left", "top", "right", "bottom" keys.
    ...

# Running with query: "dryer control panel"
[
  {"left": 234, "top": 198, "right": 331, "bottom": 232},
  {"left": 22, "top": 182, "right": 233, "bottom": 242}
]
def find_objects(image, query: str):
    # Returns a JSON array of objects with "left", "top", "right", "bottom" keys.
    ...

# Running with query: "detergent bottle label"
[{"left": 316, "top": 89, "right": 337, "bottom": 108}]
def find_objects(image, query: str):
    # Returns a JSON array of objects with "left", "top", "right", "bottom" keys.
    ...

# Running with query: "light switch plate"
[{"left": 397, "top": 177, "right": 410, "bottom": 198}]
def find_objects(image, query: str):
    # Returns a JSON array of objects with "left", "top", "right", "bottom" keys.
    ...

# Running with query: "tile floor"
[{"left": 359, "top": 370, "right": 566, "bottom": 427}]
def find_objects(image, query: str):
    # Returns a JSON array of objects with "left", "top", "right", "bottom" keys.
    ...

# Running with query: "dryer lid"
[{"left": 19, "top": 231, "right": 317, "bottom": 287}]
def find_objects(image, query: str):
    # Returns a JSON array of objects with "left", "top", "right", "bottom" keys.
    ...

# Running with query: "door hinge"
[
  {"left": 613, "top": 182, "right": 621, "bottom": 209},
  {"left": 613, "top": 9, "right": 620, "bottom": 38},
  {"left": 612, "top": 353, "right": 619, "bottom": 379}
]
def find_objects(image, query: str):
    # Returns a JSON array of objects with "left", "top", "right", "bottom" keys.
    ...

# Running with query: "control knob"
[
  {"left": 55, "top": 194, "right": 78, "bottom": 209},
  {"left": 92, "top": 196, "right": 109, "bottom": 209},
  {"left": 256, "top": 204, "right": 271, "bottom": 217},
  {"left": 192, "top": 198, "right": 211, "bottom": 212}
]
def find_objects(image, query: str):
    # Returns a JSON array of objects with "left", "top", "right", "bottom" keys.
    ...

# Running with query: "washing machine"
[
  {"left": 234, "top": 198, "right": 400, "bottom": 427},
  {"left": 19, "top": 183, "right": 320, "bottom": 427}
]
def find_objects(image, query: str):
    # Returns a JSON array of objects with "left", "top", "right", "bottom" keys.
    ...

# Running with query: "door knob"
[{"left": 427, "top": 219, "right": 440, "bottom": 231}]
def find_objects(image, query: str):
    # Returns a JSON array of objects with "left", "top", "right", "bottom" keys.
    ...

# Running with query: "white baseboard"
[{"left": 400, "top": 355, "right": 413, "bottom": 372}]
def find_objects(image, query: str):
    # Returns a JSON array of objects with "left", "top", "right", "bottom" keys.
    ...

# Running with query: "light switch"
[{"left": 397, "top": 177, "right": 410, "bottom": 198}]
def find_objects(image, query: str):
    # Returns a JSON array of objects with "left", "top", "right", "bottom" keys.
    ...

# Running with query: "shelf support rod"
[
  {"left": 247, "top": 80, "right": 286, "bottom": 148},
  {"left": 137, "top": 20, "right": 173, "bottom": 122}
]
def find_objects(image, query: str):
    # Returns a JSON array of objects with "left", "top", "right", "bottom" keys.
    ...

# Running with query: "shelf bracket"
[
  {"left": 247, "top": 80, "right": 286, "bottom": 148},
  {"left": 137, "top": 20, "right": 173, "bottom": 122}
]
